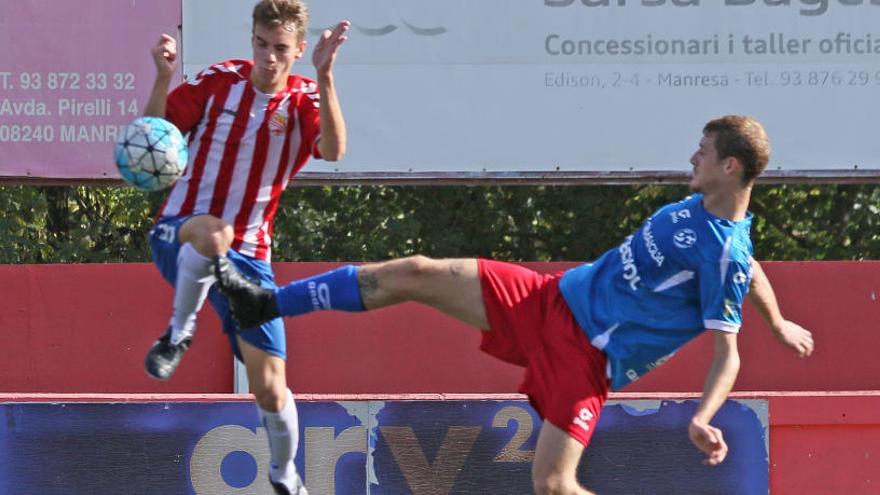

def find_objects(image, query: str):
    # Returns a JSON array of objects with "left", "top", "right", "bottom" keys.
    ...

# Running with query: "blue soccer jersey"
[{"left": 559, "top": 194, "right": 754, "bottom": 391}]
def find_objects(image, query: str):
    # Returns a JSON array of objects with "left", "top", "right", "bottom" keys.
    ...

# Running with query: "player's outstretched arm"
[
  {"left": 144, "top": 34, "right": 177, "bottom": 117},
  {"left": 313, "top": 21, "right": 350, "bottom": 161},
  {"left": 690, "top": 330, "right": 740, "bottom": 467},
  {"left": 747, "top": 260, "right": 814, "bottom": 358}
]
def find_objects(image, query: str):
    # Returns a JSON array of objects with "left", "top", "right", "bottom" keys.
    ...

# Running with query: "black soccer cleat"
[
  {"left": 270, "top": 473, "right": 308, "bottom": 495},
  {"left": 213, "top": 256, "right": 279, "bottom": 328},
  {"left": 145, "top": 328, "right": 192, "bottom": 381}
]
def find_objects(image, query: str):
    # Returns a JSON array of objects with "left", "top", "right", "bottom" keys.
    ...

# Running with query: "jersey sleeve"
[
  {"left": 165, "top": 68, "right": 214, "bottom": 136},
  {"left": 698, "top": 249, "right": 753, "bottom": 333},
  {"left": 297, "top": 79, "right": 322, "bottom": 161}
]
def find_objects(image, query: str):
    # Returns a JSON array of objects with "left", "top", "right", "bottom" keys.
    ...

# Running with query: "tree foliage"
[
  {"left": 1, "top": 183, "right": 878, "bottom": 264},
  {"left": 0, "top": 186, "right": 163, "bottom": 263}
]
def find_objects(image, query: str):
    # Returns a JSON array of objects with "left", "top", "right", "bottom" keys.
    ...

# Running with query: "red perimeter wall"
[
  {"left": 2, "top": 261, "right": 876, "bottom": 394},
  {"left": 1, "top": 261, "right": 878, "bottom": 493}
]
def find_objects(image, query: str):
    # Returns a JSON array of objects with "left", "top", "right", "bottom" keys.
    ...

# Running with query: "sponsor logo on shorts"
[
  {"left": 572, "top": 407, "right": 595, "bottom": 432},
  {"left": 733, "top": 271, "right": 748, "bottom": 284}
]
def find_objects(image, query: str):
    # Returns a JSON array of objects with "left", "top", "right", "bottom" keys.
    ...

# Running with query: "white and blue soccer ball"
[{"left": 114, "top": 116, "right": 187, "bottom": 191}]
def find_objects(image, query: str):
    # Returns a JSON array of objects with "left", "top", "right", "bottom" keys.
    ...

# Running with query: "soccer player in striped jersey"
[
  {"left": 214, "top": 116, "right": 815, "bottom": 494},
  {"left": 142, "top": 1, "right": 348, "bottom": 493}
]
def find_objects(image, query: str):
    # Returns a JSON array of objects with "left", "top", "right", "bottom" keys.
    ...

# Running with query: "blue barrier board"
[{"left": 0, "top": 399, "right": 767, "bottom": 494}]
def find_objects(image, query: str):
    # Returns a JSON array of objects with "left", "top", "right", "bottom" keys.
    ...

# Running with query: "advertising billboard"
[
  {"left": 185, "top": 0, "right": 880, "bottom": 181},
  {"left": 3, "top": 1, "right": 877, "bottom": 182},
  {"left": 0, "top": 398, "right": 768, "bottom": 494},
  {"left": 0, "top": 0, "right": 181, "bottom": 181}
]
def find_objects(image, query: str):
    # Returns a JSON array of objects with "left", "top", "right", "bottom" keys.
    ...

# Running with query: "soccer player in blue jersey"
[{"left": 213, "top": 115, "right": 814, "bottom": 494}]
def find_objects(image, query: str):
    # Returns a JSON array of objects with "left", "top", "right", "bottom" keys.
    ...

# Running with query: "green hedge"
[{"left": 2, "top": 184, "right": 878, "bottom": 264}]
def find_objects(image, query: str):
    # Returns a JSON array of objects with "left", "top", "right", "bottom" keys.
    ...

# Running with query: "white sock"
[
  {"left": 169, "top": 243, "right": 214, "bottom": 345},
  {"left": 260, "top": 389, "right": 302, "bottom": 487}
]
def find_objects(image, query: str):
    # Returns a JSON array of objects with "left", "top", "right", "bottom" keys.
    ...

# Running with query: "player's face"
[
  {"left": 689, "top": 133, "right": 725, "bottom": 193},
  {"left": 251, "top": 23, "right": 306, "bottom": 94}
]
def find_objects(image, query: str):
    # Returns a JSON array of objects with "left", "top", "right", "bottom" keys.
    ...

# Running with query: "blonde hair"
[{"left": 252, "top": 0, "right": 309, "bottom": 41}]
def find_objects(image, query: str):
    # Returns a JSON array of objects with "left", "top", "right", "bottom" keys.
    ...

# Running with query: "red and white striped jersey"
[{"left": 159, "top": 59, "right": 322, "bottom": 261}]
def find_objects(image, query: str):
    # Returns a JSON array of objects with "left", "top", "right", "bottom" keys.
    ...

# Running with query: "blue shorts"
[{"left": 148, "top": 215, "right": 286, "bottom": 361}]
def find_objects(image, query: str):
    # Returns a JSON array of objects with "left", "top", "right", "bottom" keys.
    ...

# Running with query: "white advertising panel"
[{"left": 183, "top": 0, "right": 880, "bottom": 180}]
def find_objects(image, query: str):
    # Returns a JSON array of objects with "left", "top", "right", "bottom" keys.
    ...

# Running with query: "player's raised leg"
[
  {"left": 237, "top": 337, "right": 308, "bottom": 494},
  {"left": 145, "top": 215, "right": 232, "bottom": 380},
  {"left": 357, "top": 256, "right": 488, "bottom": 329},
  {"left": 214, "top": 255, "right": 489, "bottom": 330},
  {"left": 532, "top": 422, "right": 593, "bottom": 495}
]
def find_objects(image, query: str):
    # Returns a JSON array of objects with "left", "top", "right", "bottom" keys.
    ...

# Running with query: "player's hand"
[
  {"left": 151, "top": 34, "right": 177, "bottom": 78},
  {"left": 688, "top": 419, "right": 728, "bottom": 466},
  {"left": 773, "top": 320, "right": 814, "bottom": 358},
  {"left": 312, "top": 21, "right": 350, "bottom": 78}
]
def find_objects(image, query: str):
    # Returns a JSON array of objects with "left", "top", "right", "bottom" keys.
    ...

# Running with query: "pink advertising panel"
[{"left": 0, "top": 1, "right": 181, "bottom": 180}]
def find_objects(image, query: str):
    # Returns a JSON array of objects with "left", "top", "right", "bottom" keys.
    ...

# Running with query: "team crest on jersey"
[
  {"left": 673, "top": 228, "right": 697, "bottom": 249},
  {"left": 269, "top": 112, "right": 288, "bottom": 136}
]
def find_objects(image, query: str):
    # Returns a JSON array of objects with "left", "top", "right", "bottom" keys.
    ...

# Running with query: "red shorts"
[{"left": 478, "top": 258, "right": 609, "bottom": 447}]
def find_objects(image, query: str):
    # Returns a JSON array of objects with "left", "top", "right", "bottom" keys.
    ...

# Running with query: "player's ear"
[
  {"left": 724, "top": 156, "right": 743, "bottom": 178},
  {"left": 295, "top": 40, "right": 307, "bottom": 59}
]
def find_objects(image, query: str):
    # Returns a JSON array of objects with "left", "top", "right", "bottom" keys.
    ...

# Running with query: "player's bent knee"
[
  {"left": 401, "top": 255, "right": 436, "bottom": 275},
  {"left": 387, "top": 255, "right": 440, "bottom": 289},
  {"left": 248, "top": 375, "right": 287, "bottom": 412},
  {"left": 181, "top": 216, "right": 233, "bottom": 256},
  {"left": 206, "top": 226, "right": 233, "bottom": 254},
  {"left": 252, "top": 387, "right": 287, "bottom": 413}
]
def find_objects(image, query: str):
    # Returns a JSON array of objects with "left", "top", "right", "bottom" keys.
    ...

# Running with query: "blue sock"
[{"left": 275, "top": 265, "right": 365, "bottom": 317}]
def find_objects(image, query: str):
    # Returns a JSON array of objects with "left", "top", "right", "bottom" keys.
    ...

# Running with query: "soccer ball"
[{"left": 114, "top": 116, "right": 188, "bottom": 191}]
